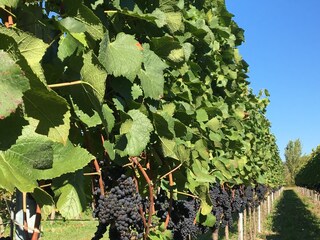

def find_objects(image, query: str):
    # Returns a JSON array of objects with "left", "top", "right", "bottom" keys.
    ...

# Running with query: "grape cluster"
[
  {"left": 209, "top": 184, "right": 233, "bottom": 229},
  {"left": 154, "top": 191, "right": 206, "bottom": 240},
  {"left": 92, "top": 174, "right": 144, "bottom": 240},
  {"left": 170, "top": 199, "right": 205, "bottom": 240},
  {"left": 255, "top": 184, "right": 267, "bottom": 202},
  {"left": 231, "top": 188, "right": 245, "bottom": 213},
  {"left": 243, "top": 186, "right": 254, "bottom": 207},
  {"left": 154, "top": 190, "right": 169, "bottom": 221}
]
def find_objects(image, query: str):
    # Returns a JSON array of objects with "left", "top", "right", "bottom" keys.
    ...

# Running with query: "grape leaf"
[
  {"left": 63, "top": 0, "right": 104, "bottom": 40},
  {"left": 99, "top": 33, "right": 143, "bottom": 81},
  {"left": 165, "top": 12, "right": 183, "bottom": 33},
  {"left": 0, "top": 128, "right": 93, "bottom": 193},
  {"left": 0, "top": 0, "right": 19, "bottom": 8},
  {"left": 23, "top": 80, "right": 71, "bottom": 144},
  {"left": 57, "top": 34, "right": 83, "bottom": 61},
  {"left": 139, "top": 46, "right": 167, "bottom": 99},
  {"left": 131, "top": 83, "right": 143, "bottom": 100},
  {"left": 59, "top": 17, "right": 86, "bottom": 33},
  {"left": 53, "top": 172, "right": 87, "bottom": 219},
  {"left": 81, "top": 51, "right": 107, "bottom": 103},
  {"left": 0, "top": 51, "right": 30, "bottom": 119},
  {"left": 122, "top": 110, "right": 153, "bottom": 156},
  {"left": 0, "top": 28, "right": 48, "bottom": 81}
]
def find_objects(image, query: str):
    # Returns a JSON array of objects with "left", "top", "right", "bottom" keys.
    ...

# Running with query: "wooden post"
[
  {"left": 248, "top": 207, "right": 252, "bottom": 240},
  {"left": 15, "top": 191, "right": 39, "bottom": 240},
  {"left": 267, "top": 195, "right": 270, "bottom": 214},
  {"left": 0, "top": 216, "right": 4, "bottom": 237},
  {"left": 253, "top": 207, "right": 256, "bottom": 238},
  {"left": 225, "top": 225, "right": 229, "bottom": 240},
  {"left": 238, "top": 212, "right": 243, "bottom": 240},
  {"left": 212, "top": 228, "right": 219, "bottom": 240},
  {"left": 243, "top": 209, "right": 247, "bottom": 240},
  {"left": 257, "top": 205, "right": 261, "bottom": 233}
]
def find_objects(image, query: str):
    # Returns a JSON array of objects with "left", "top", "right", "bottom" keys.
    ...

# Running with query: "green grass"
[
  {"left": 262, "top": 189, "right": 320, "bottom": 240},
  {"left": 1, "top": 219, "right": 110, "bottom": 240},
  {"left": 40, "top": 219, "right": 109, "bottom": 240}
]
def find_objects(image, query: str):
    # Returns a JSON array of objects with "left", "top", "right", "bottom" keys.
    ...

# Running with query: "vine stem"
[
  {"left": 83, "top": 172, "right": 101, "bottom": 176},
  {"left": 80, "top": 124, "right": 105, "bottom": 196},
  {"left": 173, "top": 190, "right": 199, "bottom": 199},
  {"left": 104, "top": 10, "right": 118, "bottom": 14},
  {"left": 31, "top": 205, "right": 41, "bottom": 240},
  {"left": 159, "top": 163, "right": 182, "bottom": 179},
  {"left": 48, "top": 80, "right": 83, "bottom": 88},
  {"left": 39, "top": 183, "right": 52, "bottom": 188},
  {"left": 129, "top": 157, "right": 154, "bottom": 240},
  {"left": 0, "top": 7, "right": 16, "bottom": 18},
  {"left": 164, "top": 172, "right": 174, "bottom": 229},
  {"left": 92, "top": 159, "right": 105, "bottom": 196},
  {"left": 22, "top": 192, "right": 29, "bottom": 240},
  {"left": 133, "top": 176, "right": 147, "bottom": 228}
]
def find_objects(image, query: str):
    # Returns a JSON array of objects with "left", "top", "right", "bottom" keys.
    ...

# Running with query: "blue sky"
[{"left": 225, "top": 0, "right": 320, "bottom": 159}]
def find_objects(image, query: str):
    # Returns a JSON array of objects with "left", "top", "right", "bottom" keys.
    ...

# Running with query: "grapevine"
[{"left": 0, "top": 0, "right": 284, "bottom": 239}]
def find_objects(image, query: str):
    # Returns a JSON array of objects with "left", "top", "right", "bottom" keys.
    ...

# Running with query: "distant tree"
[{"left": 284, "top": 139, "right": 302, "bottom": 185}]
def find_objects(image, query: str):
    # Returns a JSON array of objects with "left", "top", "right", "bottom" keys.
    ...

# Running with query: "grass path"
[{"left": 263, "top": 188, "right": 320, "bottom": 240}]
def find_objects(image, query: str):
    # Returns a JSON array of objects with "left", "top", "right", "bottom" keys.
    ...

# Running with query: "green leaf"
[
  {"left": 0, "top": 51, "right": 30, "bottom": 119},
  {"left": 31, "top": 187, "right": 54, "bottom": 208},
  {"left": 159, "top": 0, "right": 179, "bottom": 12},
  {"left": 72, "top": 102, "right": 102, "bottom": 128},
  {"left": 202, "top": 213, "right": 216, "bottom": 227},
  {"left": 0, "top": 110, "right": 28, "bottom": 151},
  {"left": 0, "top": 152, "right": 36, "bottom": 193},
  {"left": 151, "top": 9, "right": 167, "bottom": 27},
  {"left": 101, "top": 103, "right": 115, "bottom": 133},
  {"left": 190, "top": 160, "right": 215, "bottom": 183},
  {"left": 160, "top": 137, "right": 178, "bottom": 159},
  {"left": 122, "top": 110, "right": 153, "bottom": 156},
  {"left": 138, "top": 69, "right": 160, "bottom": 97},
  {"left": 53, "top": 172, "right": 87, "bottom": 219},
  {"left": 234, "top": 104, "right": 245, "bottom": 119},
  {"left": 150, "top": 36, "right": 181, "bottom": 59},
  {"left": 194, "top": 139, "right": 209, "bottom": 161},
  {"left": 196, "top": 109, "right": 208, "bottom": 122},
  {"left": 59, "top": 17, "right": 86, "bottom": 33},
  {"left": 103, "top": 140, "right": 115, "bottom": 160},
  {"left": 213, "top": 158, "right": 233, "bottom": 180},
  {"left": 0, "top": 0, "right": 19, "bottom": 8},
  {"left": 168, "top": 48, "right": 184, "bottom": 63},
  {"left": 39, "top": 140, "right": 93, "bottom": 180},
  {"left": 196, "top": 212, "right": 216, "bottom": 227},
  {"left": 165, "top": 12, "right": 183, "bottom": 33},
  {"left": 57, "top": 34, "right": 83, "bottom": 61},
  {"left": 0, "top": 27, "right": 48, "bottom": 81},
  {"left": 120, "top": 119, "right": 133, "bottom": 134},
  {"left": 0, "top": 127, "right": 93, "bottom": 193},
  {"left": 139, "top": 46, "right": 167, "bottom": 99},
  {"left": 63, "top": 0, "right": 104, "bottom": 40},
  {"left": 81, "top": 51, "right": 107, "bottom": 103},
  {"left": 182, "top": 42, "right": 194, "bottom": 61},
  {"left": 23, "top": 81, "right": 71, "bottom": 144},
  {"left": 99, "top": 32, "right": 143, "bottom": 81},
  {"left": 153, "top": 113, "right": 175, "bottom": 139},
  {"left": 131, "top": 83, "right": 143, "bottom": 100},
  {"left": 206, "top": 117, "right": 220, "bottom": 131},
  {"left": 195, "top": 184, "right": 212, "bottom": 215},
  {"left": 9, "top": 133, "right": 54, "bottom": 170}
]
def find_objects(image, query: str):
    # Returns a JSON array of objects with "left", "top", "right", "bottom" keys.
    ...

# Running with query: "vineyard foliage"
[
  {"left": 0, "top": 0, "right": 284, "bottom": 234},
  {"left": 295, "top": 145, "right": 320, "bottom": 193}
]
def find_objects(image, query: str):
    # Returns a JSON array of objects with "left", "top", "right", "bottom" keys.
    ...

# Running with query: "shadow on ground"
[{"left": 265, "top": 189, "right": 320, "bottom": 240}]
